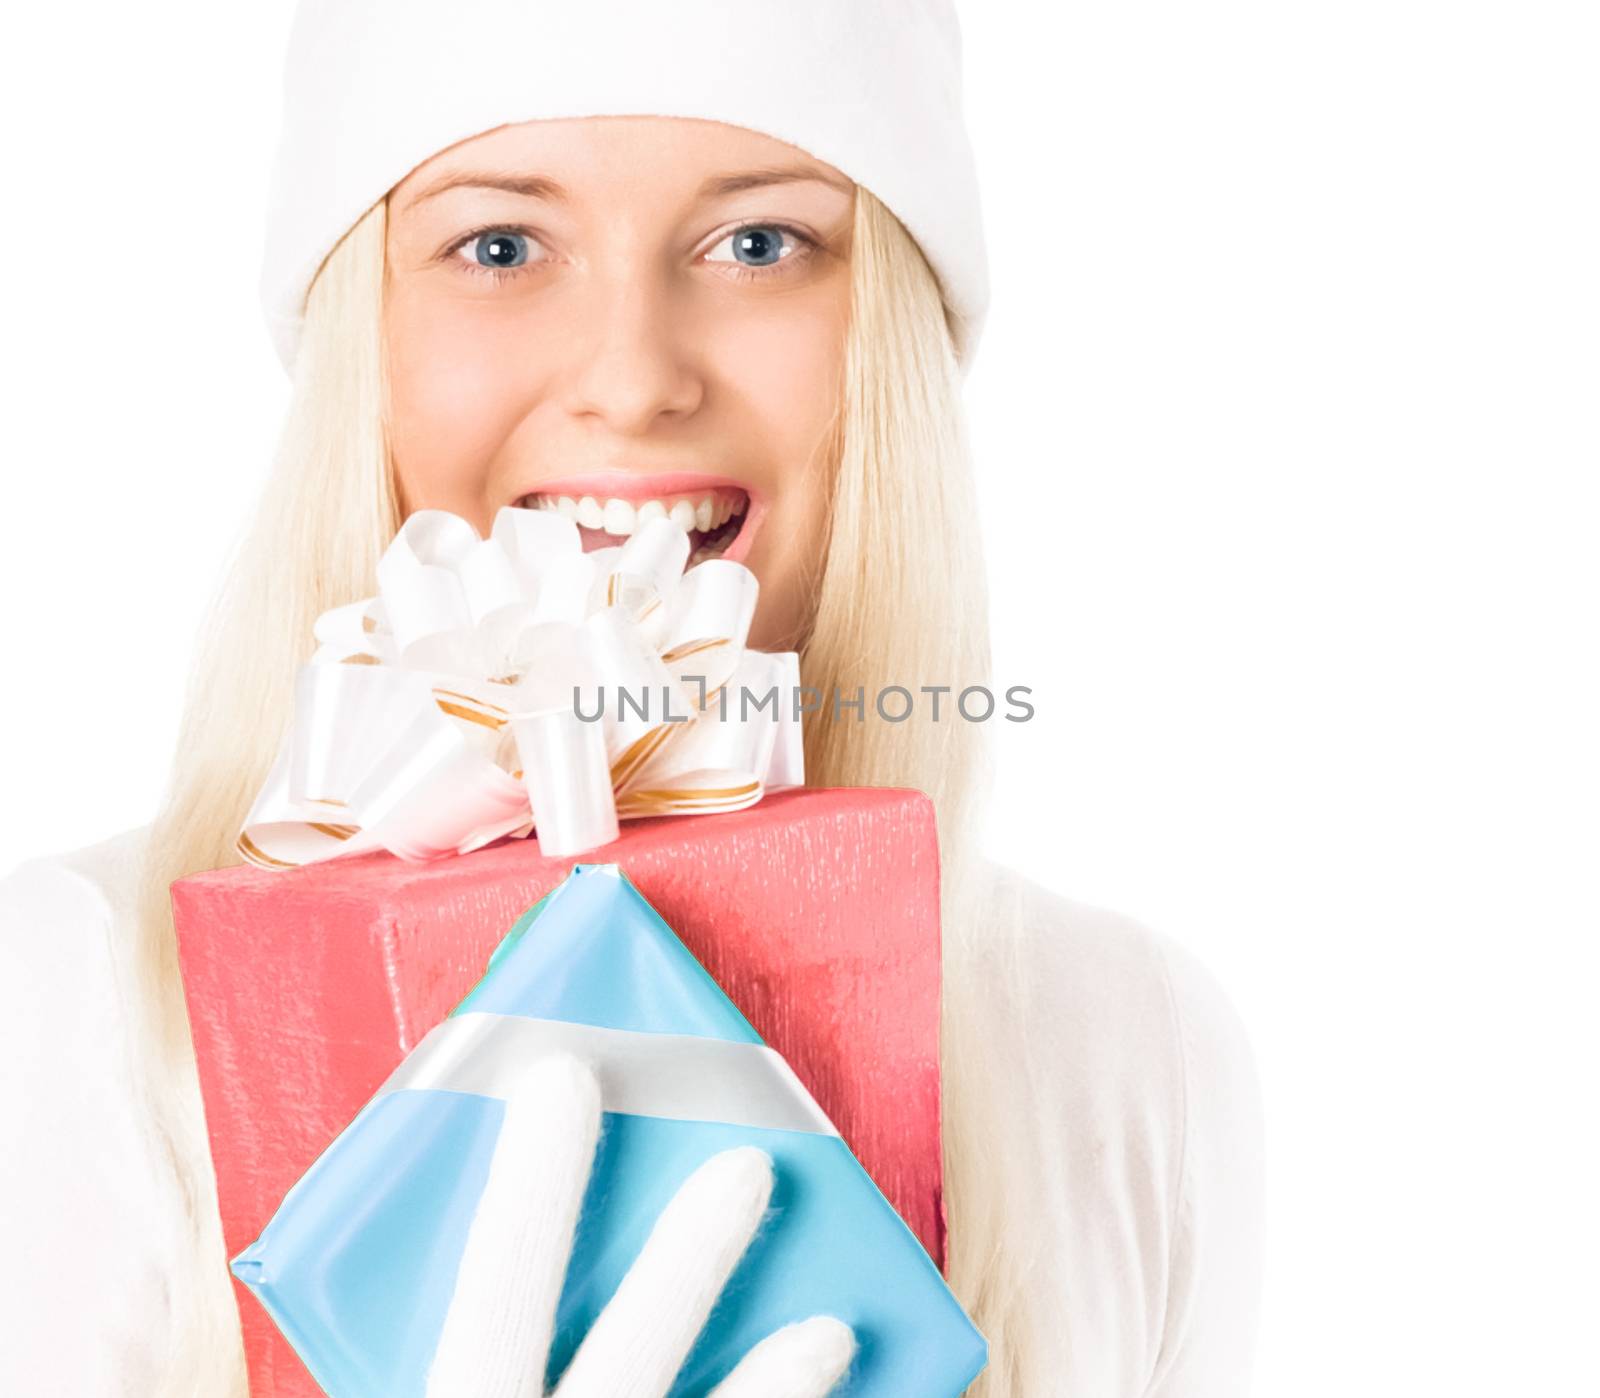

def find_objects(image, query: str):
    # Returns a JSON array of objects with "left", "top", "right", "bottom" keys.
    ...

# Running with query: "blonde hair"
[{"left": 135, "top": 185, "right": 1035, "bottom": 1394}]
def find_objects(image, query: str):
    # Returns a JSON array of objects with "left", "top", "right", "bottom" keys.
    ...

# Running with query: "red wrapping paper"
[{"left": 172, "top": 786, "right": 945, "bottom": 1398}]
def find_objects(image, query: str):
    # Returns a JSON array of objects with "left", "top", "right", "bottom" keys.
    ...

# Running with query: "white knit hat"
[{"left": 260, "top": 0, "right": 989, "bottom": 373}]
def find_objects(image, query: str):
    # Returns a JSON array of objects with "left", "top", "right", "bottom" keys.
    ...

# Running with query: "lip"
[{"left": 514, "top": 470, "right": 766, "bottom": 565}]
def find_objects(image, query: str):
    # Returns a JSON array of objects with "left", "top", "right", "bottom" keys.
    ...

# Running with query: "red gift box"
[{"left": 172, "top": 786, "right": 945, "bottom": 1397}]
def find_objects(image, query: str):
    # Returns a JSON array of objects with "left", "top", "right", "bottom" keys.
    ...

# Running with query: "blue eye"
[
  {"left": 708, "top": 224, "right": 808, "bottom": 271},
  {"left": 472, "top": 231, "right": 530, "bottom": 268},
  {"left": 731, "top": 227, "right": 784, "bottom": 267}
]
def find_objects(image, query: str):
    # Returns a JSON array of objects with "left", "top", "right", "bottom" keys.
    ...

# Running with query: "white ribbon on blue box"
[{"left": 231, "top": 863, "right": 988, "bottom": 1396}]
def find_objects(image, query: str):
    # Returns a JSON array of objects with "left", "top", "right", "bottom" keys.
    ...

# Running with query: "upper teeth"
[{"left": 521, "top": 491, "right": 746, "bottom": 539}]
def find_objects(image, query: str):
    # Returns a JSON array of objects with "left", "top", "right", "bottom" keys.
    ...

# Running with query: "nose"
[{"left": 558, "top": 261, "right": 705, "bottom": 436}]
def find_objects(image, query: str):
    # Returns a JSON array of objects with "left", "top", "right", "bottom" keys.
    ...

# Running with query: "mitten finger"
[
  {"left": 706, "top": 1316, "right": 858, "bottom": 1398},
  {"left": 427, "top": 1053, "right": 603, "bottom": 1398},
  {"left": 552, "top": 1145, "right": 775, "bottom": 1398}
]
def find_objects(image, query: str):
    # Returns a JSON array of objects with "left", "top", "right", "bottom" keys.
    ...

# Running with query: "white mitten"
[{"left": 425, "top": 1054, "right": 857, "bottom": 1398}]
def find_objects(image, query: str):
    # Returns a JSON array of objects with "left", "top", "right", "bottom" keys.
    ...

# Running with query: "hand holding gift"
[
  {"left": 216, "top": 857, "right": 986, "bottom": 1395},
  {"left": 426, "top": 1053, "right": 856, "bottom": 1398}
]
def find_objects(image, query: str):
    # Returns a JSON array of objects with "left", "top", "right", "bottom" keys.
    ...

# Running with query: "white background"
[{"left": 2, "top": 2, "right": 1596, "bottom": 1392}]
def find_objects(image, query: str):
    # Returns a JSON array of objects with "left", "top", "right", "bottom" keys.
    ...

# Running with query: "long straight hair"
[{"left": 134, "top": 186, "right": 1038, "bottom": 1394}]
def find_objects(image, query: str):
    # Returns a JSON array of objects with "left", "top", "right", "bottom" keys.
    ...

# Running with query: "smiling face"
[{"left": 383, "top": 115, "right": 856, "bottom": 651}]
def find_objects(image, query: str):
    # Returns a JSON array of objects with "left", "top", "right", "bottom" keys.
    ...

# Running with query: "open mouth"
[{"left": 516, "top": 487, "right": 751, "bottom": 566}]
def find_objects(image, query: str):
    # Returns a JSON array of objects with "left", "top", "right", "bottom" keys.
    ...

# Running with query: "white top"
[{"left": 0, "top": 828, "right": 1263, "bottom": 1396}]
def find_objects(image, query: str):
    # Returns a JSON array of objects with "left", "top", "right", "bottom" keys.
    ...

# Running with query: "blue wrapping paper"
[{"left": 231, "top": 862, "right": 988, "bottom": 1395}]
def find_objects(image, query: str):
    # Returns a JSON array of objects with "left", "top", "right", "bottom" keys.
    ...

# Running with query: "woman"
[{"left": 0, "top": 1, "right": 1264, "bottom": 1393}]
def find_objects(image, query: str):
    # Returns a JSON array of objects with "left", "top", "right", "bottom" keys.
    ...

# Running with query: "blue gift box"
[{"left": 231, "top": 862, "right": 988, "bottom": 1396}]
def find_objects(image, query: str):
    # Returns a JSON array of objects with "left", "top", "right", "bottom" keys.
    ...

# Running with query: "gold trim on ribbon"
[
  {"left": 661, "top": 637, "right": 726, "bottom": 664},
  {"left": 236, "top": 831, "right": 299, "bottom": 870},
  {"left": 436, "top": 700, "right": 506, "bottom": 730},
  {"left": 617, "top": 780, "right": 762, "bottom": 815},
  {"left": 434, "top": 688, "right": 509, "bottom": 715},
  {"left": 608, "top": 722, "right": 676, "bottom": 791},
  {"left": 434, "top": 687, "right": 510, "bottom": 731}
]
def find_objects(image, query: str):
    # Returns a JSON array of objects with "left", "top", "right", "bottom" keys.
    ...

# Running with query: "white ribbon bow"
[{"left": 236, "top": 507, "right": 803, "bottom": 867}]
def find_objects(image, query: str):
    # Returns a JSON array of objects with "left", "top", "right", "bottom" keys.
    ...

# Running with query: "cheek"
[
  {"left": 710, "top": 298, "right": 844, "bottom": 533},
  {"left": 385, "top": 292, "right": 539, "bottom": 510},
  {"left": 709, "top": 297, "right": 845, "bottom": 645},
  {"left": 720, "top": 301, "right": 844, "bottom": 456}
]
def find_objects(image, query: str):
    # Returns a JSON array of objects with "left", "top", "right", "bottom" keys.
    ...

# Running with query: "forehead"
[{"left": 389, "top": 114, "right": 854, "bottom": 209}]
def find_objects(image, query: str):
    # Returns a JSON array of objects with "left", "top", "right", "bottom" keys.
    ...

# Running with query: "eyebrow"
[
  {"left": 699, "top": 165, "right": 854, "bottom": 198},
  {"left": 402, "top": 163, "right": 853, "bottom": 209}
]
